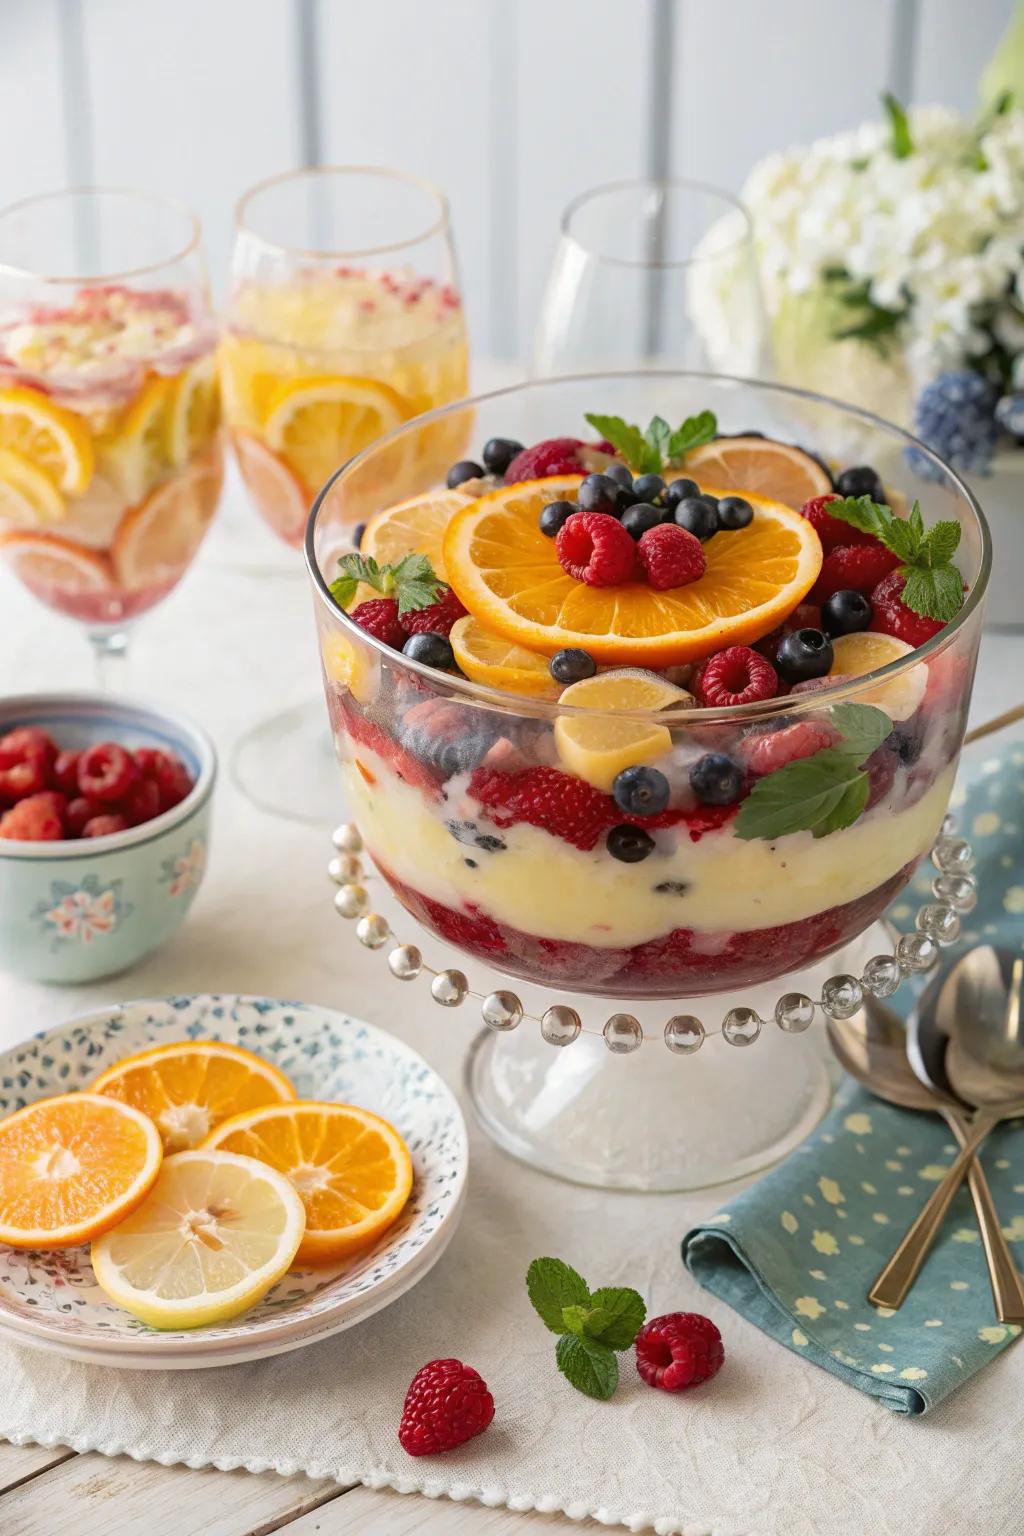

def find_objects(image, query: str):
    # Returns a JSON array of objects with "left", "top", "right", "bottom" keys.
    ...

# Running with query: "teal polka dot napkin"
[{"left": 682, "top": 735, "right": 1024, "bottom": 1415}]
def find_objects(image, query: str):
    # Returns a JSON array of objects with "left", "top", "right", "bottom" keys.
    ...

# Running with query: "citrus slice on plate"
[
  {"left": 442, "top": 477, "right": 822, "bottom": 666},
  {"left": 166, "top": 353, "right": 221, "bottom": 467},
  {"left": 1, "top": 530, "right": 113, "bottom": 594},
  {"left": 92, "top": 1040, "right": 296, "bottom": 1153},
  {"left": 554, "top": 669, "right": 690, "bottom": 790},
  {"left": 684, "top": 436, "right": 832, "bottom": 510},
  {"left": 0, "top": 447, "right": 66, "bottom": 527},
  {"left": 263, "top": 374, "right": 411, "bottom": 496},
  {"left": 0, "top": 1092, "right": 162, "bottom": 1249},
  {"left": 204, "top": 1101, "right": 413, "bottom": 1264},
  {"left": 359, "top": 484, "right": 477, "bottom": 578},
  {"left": 449, "top": 614, "right": 559, "bottom": 698},
  {"left": 230, "top": 428, "right": 309, "bottom": 545},
  {"left": 0, "top": 387, "right": 94, "bottom": 494},
  {"left": 91, "top": 1149, "right": 305, "bottom": 1328},
  {"left": 829, "top": 631, "right": 925, "bottom": 721},
  {"left": 99, "top": 374, "right": 175, "bottom": 503},
  {"left": 110, "top": 449, "right": 223, "bottom": 590}
]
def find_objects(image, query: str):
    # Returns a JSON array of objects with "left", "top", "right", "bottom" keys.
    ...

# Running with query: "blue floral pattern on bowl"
[{"left": 0, "top": 995, "right": 468, "bottom": 1366}]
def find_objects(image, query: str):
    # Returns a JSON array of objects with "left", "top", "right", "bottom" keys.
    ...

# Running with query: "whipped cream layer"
[{"left": 340, "top": 748, "right": 955, "bottom": 949}]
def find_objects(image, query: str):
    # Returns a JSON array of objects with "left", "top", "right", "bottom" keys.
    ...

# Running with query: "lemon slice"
[
  {"left": 450, "top": 614, "right": 559, "bottom": 698},
  {"left": 553, "top": 669, "right": 692, "bottom": 791},
  {"left": 263, "top": 374, "right": 410, "bottom": 494},
  {"left": 320, "top": 629, "right": 380, "bottom": 706},
  {"left": 0, "top": 447, "right": 66, "bottom": 527},
  {"left": 166, "top": 353, "right": 221, "bottom": 467},
  {"left": 0, "top": 387, "right": 94, "bottom": 494},
  {"left": 360, "top": 484, "right": 477, "bottom": 579},
  {"left": 91, "top": 1149, "right": 306, "bottom": 1329},
  {"left": 99, "top": 375, "right": 175, "bottom": 503},
  {"left": 829, "top": 632, "right": 925, "bottom": 722}
]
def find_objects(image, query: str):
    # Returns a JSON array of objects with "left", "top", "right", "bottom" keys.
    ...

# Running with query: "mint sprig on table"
[
  {"left": 735, "top": 702, "right": 893, "bottom": 842},
  {"left": 584, "top": 409, "right": 717, "bottom": 476},
  {"left": 329, "top": 552, "right": 444, "bottom": 615},
  {"left": 826, "top": 495, "right": 964, "bottom": 622},
  {"left": 527, "top": 1256, "right": 646, "bottom": 1401}
]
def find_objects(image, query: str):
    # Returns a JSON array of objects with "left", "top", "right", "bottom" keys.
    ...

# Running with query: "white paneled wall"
[{"left": 0, "top": 0, "right": 1015, "bottom": 358}]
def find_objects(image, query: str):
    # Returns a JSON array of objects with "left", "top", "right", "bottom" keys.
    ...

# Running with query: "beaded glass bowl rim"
[
  {"left": 0, "top": 691, "right": 217, "bottom": 860},
  {"left": 328, "top": 815, "right": 976, "bottom": 1054},
  {"left": 304, "top": 369, "right": 991, "bottom": 726}
]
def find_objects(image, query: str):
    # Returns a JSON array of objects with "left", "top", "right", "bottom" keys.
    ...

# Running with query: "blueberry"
[
  {"left": 665, "top": 477, "right": 700, "bottom": 508},
  {"left": 539, "top": 499, "right": 578, "bottom": 536},
  {"left": 689, "top": 753, "right": 744, "bottom": 806},
  {"left": 612, "top": 765, "right": 670, "bottom": 817},
  {"left": 621, "top": 502, "right": 664, "bottom": 540},
  {"left": 606, "top": 824, "right": 656, "bottom": 863},
  {"left": 550, "top": 647, "right": 597, "bottom": 684},
  {"left": 605, "top": 463, "right": 635, "bottom": 489},
  {"left": 836, "top": 464, "right": 885, "bottom": 502},
  {"left": 673, "top": 496, "right": 719, "bottom": 541},
  {"left": 775, "top": 628, "right": 834, "bottom": 684},
  {"left": 351, "top": 521, "right": 366, "bottom": 548},
  {"left": 577, "top": 473, "right": 624, "bottom": 516},
  {"left": 821, "top": 589, "right": 873, "bottom": 637},
  {"left": 402, "top": 631, "right": 455, "bottom": 671},
  {"left": 716, "top": 495, "right": 753, "bottom": 530},
  {"left": 447, "top": 460, "right": 484, "bottom": 489},
  {"left": 887, "top": 727, "right": 922, "bottom": 765},
  {"left": 482, "top": 436, "right": 524, "bottom": 476},
  {"left": 631, "top": 473, "right": 666, "bottom": 504}
]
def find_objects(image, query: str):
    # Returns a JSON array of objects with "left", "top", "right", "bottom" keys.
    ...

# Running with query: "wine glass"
[
  {"left": 0, "top": 188, "right": 222, "bottom": 685},
  {"left": 533, "top": 178, "right": 770, "bottom": 379},
  {"left": 307, "top": 373, "right": 989, "bottom": 1191},
  {"left": 223, "top": 166, "right": 468, "bottom": 822}
]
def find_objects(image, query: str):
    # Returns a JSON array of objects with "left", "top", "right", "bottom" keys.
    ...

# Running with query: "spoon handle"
[
  {"left": 869, "top": 1112, "right": 998, "bottom": 1309},
  {"left": 941, "top": 1107, "right": 1024, "bottom": 1324}
]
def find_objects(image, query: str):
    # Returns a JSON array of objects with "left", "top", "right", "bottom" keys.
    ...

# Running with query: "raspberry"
[
  {"left": 811, "top": 543, "right": 900, "bottom": 603},
  {"left": 398, "top": 1358, "right": 494, "bottom": 1457},
  {"left": 635, "top": 1312, "right": 724, "bottom": 1392},
  {"left": 1, "top": 727, "right": 57, "bottom": 773},
  {"left": 134, "top": 748, "right": 194, "bottom": 811},
  {"left": 121, "top": 775, "right": 161, "bottom": 826},
  {"left": 66, "top": 795, "right": 103, "bottom": 836},
  {"left": 503, "top": 437, "right": 587, "bottom": 483},
  {"left": 82, "top": 813, "right": 129, "bottom": 837},
  {"left": 469, "top": 764, "right": 614, "bottom": 850},
  {"left": 556, "top": 512, "right": 637, "bottom": 586},
  {"left": 77, "top": 742, "right": 138, "bottom": 803},
  {"left": 693, "top": 646, "right": 778, "bottom": 707},
  {"left": 53, "top": 749, "right": 81, "bottom": 796},
  {"left": 342, "top": 707, "right": 442, "bottom": 795},
  {"left": 401, "top": 587, "right": 468, "bottom": 637},
  {"left": 739, "top": 720, "right": 835, "bottom": 775},
  {"left": 636, "top": 524, "right": 706, "bottom": 590},
  {"left": 350, "top": 597, "right": 404, "bottom": 648},
  {"left": 0, "top": 738, "right": 50, "bottom": 802},
  {"left": 799, "top": 494, "right": 876, "bottom": 552},
  {"left": 869, "top": 569, "right": 946, "bottom": 647},
  {"left": 0, "top": 790, "right": 66, "bottom": 841}
]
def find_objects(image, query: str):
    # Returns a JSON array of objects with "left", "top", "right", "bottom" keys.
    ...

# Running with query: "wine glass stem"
[{"left": 89, "top": 629, "right": 129, "bottom": 691}]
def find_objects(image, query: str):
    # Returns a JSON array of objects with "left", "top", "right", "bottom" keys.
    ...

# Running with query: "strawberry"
[
  {"left": 341, "top": 707, "right": 442, "bottom": 795},
  {"left": 799, "top": 493, "right": 876, "bottom": 552},
  {"left": 810, "top": 542, "right": 901, "bottom": 603},
  {"left": 468, "top": 765, "right": 615, "bottom": 851},
  {"left": 869, "top": 569, "right": 946, "bottom": 647}
]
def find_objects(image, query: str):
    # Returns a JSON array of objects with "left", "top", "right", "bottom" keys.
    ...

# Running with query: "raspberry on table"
[
  {"left": 739, "top": 720, "right": 835, "bottom": 775},
  {"left": 350, "top": 597, "right": 405, "bottom": 648},
  {"left": 635, "top": 1312, "right": 724, "bottom": 1392},
  {"left": 398, "top": 1358, "right": 494, "bottom": 1457},
  {"left": 556, "top": 511, "right": 637, "bottom": 587},
  {"left": 635, "top": 523, "right": 706, "bottom": 590},
  {"left": 0, "top": 790, "right": 66, "bottom": 841},
  {"left": 503, "top": 437, "right": 588, "bottom": 483},
  {"left": 693, "top": 646, "right": 779, "bottom": 708},
  {"left": 811, "top": 543, "right": 900, "bottom": 603},
  {"left": 77, "top": 742, "right": 138, "bottom": 803},
  {"left": 799, "top": 493, "right": 876, "bottom": 552},
  {"left": 401, "top": 586, "right": 468, "bottom": 637},
  {"left": 869, "top": 569, "right": 946, "bottom": 647}
]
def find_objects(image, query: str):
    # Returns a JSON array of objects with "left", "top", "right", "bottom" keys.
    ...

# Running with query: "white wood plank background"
[{"left": 0, "top": 0, "right": 1015, "bottom": 357}]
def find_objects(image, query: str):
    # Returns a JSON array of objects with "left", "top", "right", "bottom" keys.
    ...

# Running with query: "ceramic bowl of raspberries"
[{"left": 0, "top": 693, "right": 216, "bottom": 983}]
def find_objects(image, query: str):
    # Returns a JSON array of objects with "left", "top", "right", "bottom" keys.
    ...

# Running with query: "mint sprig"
[
  {"left": 584, "top": 409, "right": 717, "bottom": 475},
  {"left": 735, "top": 702, "right": 893, "bottom": 842},
  {"left": 825, "top": 495, "right": 964, "bottom": 622},
  {"left": 329, "top": 551, "right": 444, "bottom": 616},
  {"left": 526, "top": 1256, "right": 646, "bottom": 1401}
]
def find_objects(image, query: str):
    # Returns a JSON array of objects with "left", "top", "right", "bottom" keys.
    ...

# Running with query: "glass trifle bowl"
[{"left": 306, "top": 373, "right": 989, "bottom": 1190}]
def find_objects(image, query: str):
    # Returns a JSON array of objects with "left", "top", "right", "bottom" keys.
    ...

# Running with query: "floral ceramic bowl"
[{"left": 0, "top": 693, "right": 216, "bottom": 983}]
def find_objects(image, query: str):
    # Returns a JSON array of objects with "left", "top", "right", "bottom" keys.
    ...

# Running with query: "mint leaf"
[
  {"left": 562, "top": 1303, "right": 613, "bottom": 1339},
  {"left": 825, "top": 495, "right": 892, "bottom": 541},
  {"left": 920, "top": 519, "right": 961, "bottom": 566},
  {"left": 883, "top": 92, "right": 913, "bottom": 158},
  {"left": 884, "top": 516, "right": 920, "bottom": 563},
  {"left": 328, "top": 574, "right": 360, "bottom": 609},
  {"left": 667, "top": 409, "right": 717, "bottom": 460},
  {"left": 734, "top": 751, "right": 870, "bottom": 841},
  {"left": 586, "top": 1287, "right": 646, "bottom": 1349},
  {"left": 555, "top": 1333, "right": 619, "bottom": 1400},
  {"left": 329, "top": 551, "right": 443, "bottom": 615},
  {"left": 826, "top": 496, "right": 963, "bottom": 622},
  {"left": 526, "top": 1257, "right": 590, "bottom": 1334},
  {"left": 585, "top": 408, "right": 717, "bottom": 472},
  {"left": 831, "top": 702, "right": 893, "bottom": 763},
  {"left": 645, "top": 415, "right": 672, "bottom": 467},
  {"left": 814, "top": 772, "right": 870, "bottom": 837},
  {"left": 901, "top": 564, "right": 964, "bottom": 622},
  {"left": 584, "top": 413, "right": 652, "bottom": 472}
]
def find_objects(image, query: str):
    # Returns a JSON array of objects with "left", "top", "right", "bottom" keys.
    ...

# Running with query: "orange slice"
[
  {"left": 829, "top": 632, "right": 925, "bottom": 721},
  {"left": 442, "top": 477, "right": 823, "bottom": 666},
  {"left": 1, "top": 530, "right": 113, "bottom": 594},
  {"left": 92, "top": 1040, "right": 296, "bottom": 1153},
  {"left": 111, "top": 451, "right": 222, "bottom": 590},
  {"left": 359, "top": 484, "right": 478, "bottom": 579},
  {"left": 0, "top": 1092, "right": 162, "bottom": 1249},
  {"left": 263, "top": 374, "right": 411, "bottom": 497},
  {"left": 0, "top": 447, "right": 67, "bottom": 527},
  {"left": 684, "top": 437, "right": 832, "bottom": 510},
  {"left": 449, "top": 614, "right": 559, "bottom": 698},
  {"left": 0, "top": 387, "right": 94, "bottom": 495},
  {"left": 230, "top": 428, "right": 309, "bottom": 545},
  {"left": 204, "top": 1100, "right": 413, "bottom": 1264}
]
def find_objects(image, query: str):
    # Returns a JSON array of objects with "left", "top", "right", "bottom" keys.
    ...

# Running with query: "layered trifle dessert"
[
  {"left": 0, "top": 284, "right": 222, "bottom": 625},
  {"left": 311, "top": 395, "right": 979, "bottom": 998}
]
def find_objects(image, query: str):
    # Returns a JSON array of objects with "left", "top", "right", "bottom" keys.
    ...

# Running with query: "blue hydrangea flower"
[
  {"left": 912, "top": 370, "right": 998, "bottom": 476},
  {"left": 995, "top": 391, "right": 1024, "bottom": 440}
]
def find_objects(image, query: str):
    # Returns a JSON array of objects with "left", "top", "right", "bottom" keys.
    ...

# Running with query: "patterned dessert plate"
[{"left": 0, "top": 995, "right": 468, "bottom": 1369}]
